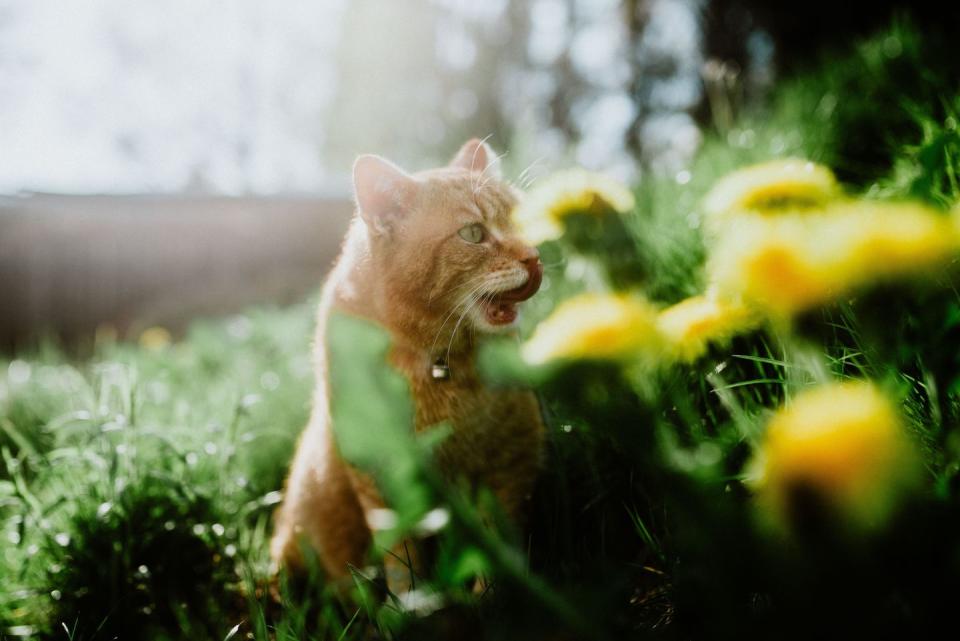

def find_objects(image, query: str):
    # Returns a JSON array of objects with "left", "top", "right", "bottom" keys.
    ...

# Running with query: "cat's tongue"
[
  {"left": 495, "top": 262, "right": 543, "bottom": 303},
  {"left": 485, "top": 263, "right": 544, "bottom": 325}
]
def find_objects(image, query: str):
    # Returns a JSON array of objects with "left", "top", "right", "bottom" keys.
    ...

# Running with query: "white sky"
[
  {"left": 0, "top": 0, "right": 347, "bottom": 194},
  {"left": 0, "top": 0, "right": 705, "bottom": 194}
]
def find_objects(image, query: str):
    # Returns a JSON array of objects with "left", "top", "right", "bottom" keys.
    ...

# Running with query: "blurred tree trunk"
[
  {"left": 704, "top": 0, "right": 960, "bottom": 75},
  {"left": 623, "top": 0, "right": 650, "bottom": 158}
]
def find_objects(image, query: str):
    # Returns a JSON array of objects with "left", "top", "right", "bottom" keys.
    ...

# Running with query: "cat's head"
[{"left": 352, "top": 139, "right": 542, "bottom": 340}]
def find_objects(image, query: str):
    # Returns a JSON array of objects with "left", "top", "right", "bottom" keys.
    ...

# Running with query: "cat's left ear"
[
  {"left": 353, "top": 154, "right": 418, "bottom": 234},
  {"left": 449, "top": 138, "right": 502, "bottom": 179}
]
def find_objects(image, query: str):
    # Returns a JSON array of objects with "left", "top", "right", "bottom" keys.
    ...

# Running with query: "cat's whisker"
[
  {"left": 434, "top": 277, "right": 493, "bottom": 336},
  {"left": 445, "top": 288, "right": 485, "bottom": 366},
  {"left": 428, "top": 277, "right": 493, "bottom": 360},
  {"left": 465, "top": 290, "right": 493, "bottom": 342},
  {"left": 473, "top": 146, "right": 507, "bottom": 194},
  {"left": 447, "top": 269, "right": 517, "bottom": 300},
  {"left": 444, "top": 278, "right": 501, "bottom": 365},
  {"left": 470, "top": 134, "right": 495, "bottom": 193},
  {"left": 476, "top": 151, "right": 509, "bottom": 194},
  {"left": 517, "top": 156, "right": 543, "bottom": 190},
  {"left": 444, "top": 297, "right": 475, "bottom": 363},
  {"left": 445, "top": 273, "right": 492, "bottom": 297},
  {"left": 429, "top": 271, "right": 486, "bottom": 305},
  {"left": 429, "top": 292, "right": 478, "bottom": 358},
  {"left": 515, "top": 157, "right": 545, "bottom": 190},
  {"left": 443, "top": 270, "right": 522, "bottom": 314},
  {"left": 434, "top": 268, "right": 523, "bottom": 347},
  {"left": 519, "top": 170, "right": 541, "bottom": 189}
]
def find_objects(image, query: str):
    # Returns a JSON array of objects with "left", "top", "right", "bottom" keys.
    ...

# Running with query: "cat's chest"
[
  {"left": 389, "top": 349, "right": 540, "bottom": 434},
  {"left": 387, "top": 347, "right": 544, "bottom": 483},
  {"left": 409, "top": 371, "right": 542, "bottom": 476},
  {"left": 409, "top": 368, "right": 521, "bottom": 429}
]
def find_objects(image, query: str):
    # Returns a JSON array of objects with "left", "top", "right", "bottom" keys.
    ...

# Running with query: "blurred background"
[{"left": 0, "top": 0, "right": 950, "bottom": 350}]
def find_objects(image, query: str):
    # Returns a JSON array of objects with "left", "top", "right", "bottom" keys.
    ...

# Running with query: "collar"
[{"left": 430, "top": 357, "right": 451, "bottom": 381}]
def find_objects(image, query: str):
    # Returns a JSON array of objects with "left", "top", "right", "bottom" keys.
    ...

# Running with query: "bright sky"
[
  {"left": 0, "top": 0, "right": 347, "bottom": 194},
  {"left": 0, "top": 0, "right": 705, "bottom": 195}
]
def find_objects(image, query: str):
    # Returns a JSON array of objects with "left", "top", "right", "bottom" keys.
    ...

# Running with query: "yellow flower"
[
  {"left": 833, "top": 201, "right": 960, "bottom": 282},
  {"left": 702, "top": 158, "right": 840, "bottom": 219},
  {"left": 521, "top": 293, "right": 659, "bottom": 366},
  {"left": 709, "top": 214, "right": 836, "bottom": 317},
  {"left": 512, "top": 169, "right": 635, "bottom": 245},
  {"left": 748, "top": 381, "right": 921, "bottom": 532},
  {"left": 656, "top": 292, "right": 762, "bottom": 363},
  {"left": 709, "top": 201, "right": 960, "bottom": 318},
  {"left": 139, "top": 326, "right": 172, "bottom": 351}
]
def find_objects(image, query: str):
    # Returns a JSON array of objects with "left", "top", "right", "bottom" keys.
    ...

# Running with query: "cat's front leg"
[
  {"left": 270, "top": 421, "right": 371, "bottom": 582},
  {"left": 345, "top": 466, "right": 424, "bottom": 595}
]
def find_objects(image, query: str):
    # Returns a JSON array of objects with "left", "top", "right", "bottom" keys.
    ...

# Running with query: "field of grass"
[{"left": 4, "top": 21, "right": 960, "bottom": 641}]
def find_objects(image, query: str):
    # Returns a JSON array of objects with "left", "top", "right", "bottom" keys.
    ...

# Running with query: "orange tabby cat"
[{"left": 270, "top": 139, "right": 545, "bottom": 588}]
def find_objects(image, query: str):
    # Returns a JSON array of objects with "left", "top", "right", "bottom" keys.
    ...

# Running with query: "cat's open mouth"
[{"left": 483, "top": 262, "right": 543, "bottom": 326}]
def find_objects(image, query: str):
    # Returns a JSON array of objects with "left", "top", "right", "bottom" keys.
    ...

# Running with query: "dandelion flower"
[
  {"left": 702, "top": 159, "right": 840, "bottom": 219},
  {"left": 832, "top": 201, "right": 960, "bottom": 283},
  {"left": 521, "top": 293, "right": 659, "bottom": 366},
  {"left": 657, "top": 292, "right": 762, "bottom": 363},
  {"left": 512, "top": 169, "right": 635, "bottom": 245},
  {"left": 747, "top": 381, "right": 920, "bottom": 532},
  {"left": 139, "top": 326, "right": 172, "bottom": 351},
  {"left": 710, "top": 201, "right": 960, "bottom": 318},
  {"left": 709, "top": 215, "right": 836, "bottom": 317}
]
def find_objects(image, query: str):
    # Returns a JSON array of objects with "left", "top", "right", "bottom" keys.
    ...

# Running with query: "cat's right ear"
[{"left": 352, "top": 155, "right": 418, "bottom": 234}]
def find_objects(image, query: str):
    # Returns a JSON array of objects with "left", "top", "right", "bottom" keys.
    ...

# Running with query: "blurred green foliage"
[{"left": 327, "top": 312, "right": 435, "bottom": 547}]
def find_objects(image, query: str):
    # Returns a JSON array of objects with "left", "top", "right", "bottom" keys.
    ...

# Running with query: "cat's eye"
[{"left": 458, "top": 223, "right": 487, "bottom": 244}]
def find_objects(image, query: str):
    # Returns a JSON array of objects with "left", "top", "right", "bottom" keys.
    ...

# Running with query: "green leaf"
[
  {"left": 447, "top": 545, "right": 492, "bottom": 585},
  {"left": 476, "top": 337, "right": 556, "bottom": 387},
  {"left": 326, "top": 311, "right": 435, "bottom": 545}
]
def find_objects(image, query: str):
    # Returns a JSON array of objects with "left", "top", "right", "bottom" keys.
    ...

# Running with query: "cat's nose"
[
  {"left": 520, "top": 248, "right": 543, "bottom": 296},
  {"left": 518, "top": 247, "right": 540, "bottom": 267}
]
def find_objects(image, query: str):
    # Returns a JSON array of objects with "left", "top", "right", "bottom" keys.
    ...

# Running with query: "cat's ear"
[
  {"left": 449, "top": 138, "right": 502, "bottom": 179},
  {"left": 352, "top": 155, "right": 418, "bottom": 233}
]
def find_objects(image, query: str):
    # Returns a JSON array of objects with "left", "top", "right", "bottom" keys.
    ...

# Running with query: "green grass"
[
  {"left": 1, "top": 306, "right": 316, "bottom": 640},
  {"left": 5, "top": 19, "right": 960, "bottom": 641}
]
